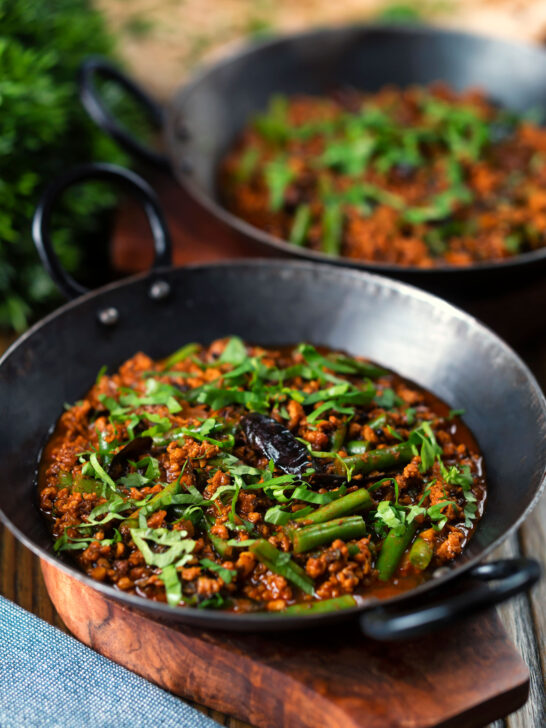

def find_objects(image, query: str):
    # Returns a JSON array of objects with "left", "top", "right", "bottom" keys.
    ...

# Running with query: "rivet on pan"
[
  {"left": 97, "top": 307, "right": 119, "bottom": 326},
  {"left": 149, "top": 280, "right": 171, "bottom": 301}
]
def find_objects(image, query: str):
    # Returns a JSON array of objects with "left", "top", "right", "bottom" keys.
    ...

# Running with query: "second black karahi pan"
[
  {"left": 78, "top": 24, "right": 546, "bottom": 336},
  {"left": 0, "top": 164, "right": 543, "bottom": 639}
]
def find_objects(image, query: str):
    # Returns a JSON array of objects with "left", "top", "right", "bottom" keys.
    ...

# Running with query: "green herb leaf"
[
  {"left": 89, "top": 452, "right": 117, "bottom": 491},
  {"left": 200, "top": 558, "right": 237, "bottom": 584},
  {"left": 375, "top": 500, "right": 406, "bottom": 535},
  {"left": 264, "top": 157, "right": 294, "bottom": 211},
  {"left": 374, "top": 388, "right": 403, "bottom": 409},
  {"left": 119, "top": 472, "right": 150, "bottom": 488},
  {"left": 159, "top": 564, "right": 182, "bottom": 607},
  {"left": 218, "top": 337, "right": 247, "bottom": 366},
  {"left": 235, "top": 147, "right": 260, "bottom": 182},
  {"left": 130, "top": 527, "right": 195, "bottom": 569},
  {"left": 254, "top": 95, "right": 290, "bottom": 143},
  {"left": 95, "top": 365, "right": 107, "bottom": 384},
  {"left": 448, "top": 408, "right": 465, "bottom": 420}
]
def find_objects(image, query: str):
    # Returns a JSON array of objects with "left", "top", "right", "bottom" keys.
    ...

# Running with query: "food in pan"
[
  {"left": 39, "top": 339, "right": 486, "bottom": 613},
  {"left": 220, "top": 83, "right": 546, "bottom": 266}
]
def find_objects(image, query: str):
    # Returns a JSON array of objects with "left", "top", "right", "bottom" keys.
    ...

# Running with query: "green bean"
[
  {"left": 346, "top": 440, "right": 369, "bottom": 455},
  {"left": 250, "top": 539, "right": 314, "bottom": 595},
  {"left": 333, "top": 441, "right": 413, "bottom": 477},
  {"left": 290, "top": 204, "right": 312, "bottom": 246},
  {"left": 321, "top": 203, "right": 343, "bottom": 255},
  {"left": 235, "top": 147, "right": 259, "bottom": 182},
  {"left": 294, "top": 488, "right": 373, "bottom": 524},
  {"left": 409, "top": 536, "right": 434, "bottom": 570},
  {"left": 376, "top": 522, "right": 417, "bottom": 581},
  {"left": 329, "top": 355, "right": 387, "bottom": 380},
  {"left": 163, "top": 342, "right": 200, "bottom": 370},
  {"left": 368, "top": 413, "right": 387, "bottom": 430},
  {"left": 331, "top": 423, "right": 347, "bottom": 452},
  {"left": 281, "top": 595, "right": 357, "bottom": 615},
  {"left": 289, "top": 516, "right": 367, "bottom": 554}
]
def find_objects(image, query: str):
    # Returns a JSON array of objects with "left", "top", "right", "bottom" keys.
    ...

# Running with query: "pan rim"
[
  {"left": 1, "top": 258, "right": 545, "bottom": 629},
  {"left": 166, "top": 22, "right": 546, "bottom": 276}
]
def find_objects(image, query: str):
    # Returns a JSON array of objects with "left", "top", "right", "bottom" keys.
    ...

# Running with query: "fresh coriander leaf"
[
  {"left": 163, "top": 343, "right": 200, "bottom": 370},
  {"left": 264, "top": 505, "right": 294, "bottom": 525},
  {"left": 95, "top": 365, "right": 107, "bottom": 384},
  {"left": 119, "top": 472, "right": 149, "bottom": 488},
  {"left": 200, "top": 558, "right": 236, "bottom": 584},
  {"left": 463, "top": 501, "right": 478, "bottom": 527},
  {"left": 89, "top": 452, "right": 117, "bottom": 490},
  {"left": 405, "top": 407, "right": 416, "bottom": 425},
  {"left": 159, "top": 564, "right": 182, "bottom": 607},
  {"left": 448, "top": 408, "right": 465, "bottom": 420},
  {"left": 218, "top": 336, "right": 247, "bottom": 366},
  {"left": 198, "top": 593, "right": 226, "bottom": 610},
  {"left": 374, "top": 388, "right": 403, "bottom": 409},
  {"left": 130, "top": 527, "right": 195, "bottom": 569},
  {"left": 374, "top": 500, "right": 406, "bottom": 535}
]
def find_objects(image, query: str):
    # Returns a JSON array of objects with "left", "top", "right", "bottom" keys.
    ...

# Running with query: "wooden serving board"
[{"left": 41, "top": 559, "right": 529, "bottom": 728}]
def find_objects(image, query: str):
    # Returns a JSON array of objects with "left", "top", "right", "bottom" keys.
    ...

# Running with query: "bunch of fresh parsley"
[{"left": 0, "top": 0, "right": 137, "bottom": 332}]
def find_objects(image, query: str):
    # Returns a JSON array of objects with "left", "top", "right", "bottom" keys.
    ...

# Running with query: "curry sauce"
[{"left": 39, "top": 340, "right": 486, "bottom": 614}]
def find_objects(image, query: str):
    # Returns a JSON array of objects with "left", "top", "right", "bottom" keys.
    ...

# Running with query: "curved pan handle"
[
  {"left": 360, "top": 557, "right": 540, "bottom": 641},
  {"left": 32, "top": 162, "right": 172, "bottom": 300},
  {"left": 79, "top": 57, "right": 169, "bottom": 169}
]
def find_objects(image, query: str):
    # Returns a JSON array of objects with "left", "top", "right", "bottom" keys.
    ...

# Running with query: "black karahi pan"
[
  {"left": 78, "top": 25, "right": 546, "bottom": 327},
  {"left": 0, "top": 164, "right": 544, "bottom": 639}
]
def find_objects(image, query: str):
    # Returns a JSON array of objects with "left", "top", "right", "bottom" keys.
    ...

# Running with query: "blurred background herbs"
[
  {"left": 0, "top": 0, "right": 137, "bottom": 333},
  {"left": 2, "top": 0, "right": 546, "bottom": 335}
]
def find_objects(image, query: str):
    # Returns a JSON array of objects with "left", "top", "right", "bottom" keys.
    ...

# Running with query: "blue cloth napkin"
[{"left": 0, "top": 595, "right": 222, "bottom": 728}]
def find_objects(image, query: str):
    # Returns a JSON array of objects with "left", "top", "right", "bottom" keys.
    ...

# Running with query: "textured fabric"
[{"left": 0, "top": 595, "right": 221, "bottom": 728}]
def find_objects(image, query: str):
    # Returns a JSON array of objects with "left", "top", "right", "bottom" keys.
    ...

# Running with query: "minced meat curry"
[
  {"left": 220, "top": 84, "right": 546, "bottom": 266},
  {"left": 39, "top": 339, "right": 486, "bottom": 615}
]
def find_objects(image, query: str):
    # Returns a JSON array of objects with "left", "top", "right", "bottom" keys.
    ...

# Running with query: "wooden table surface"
[{"left": 1, "top": 180, "right": 545, "bottom": 726}]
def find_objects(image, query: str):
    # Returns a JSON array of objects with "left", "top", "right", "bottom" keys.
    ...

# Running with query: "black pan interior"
[{"left": 0, "top": 262, "right": 544, "bottom": 629}]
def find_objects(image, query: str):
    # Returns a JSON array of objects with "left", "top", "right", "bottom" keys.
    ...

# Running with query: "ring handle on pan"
[
  {"left": 32, "top": 162, "right": 173, "bottom": 301},
  {"left": 359, "top": 557, "right": 540, "bottom": 641},
  {"left": 79, "top": 56, "right": 170, "bottom": 169}
]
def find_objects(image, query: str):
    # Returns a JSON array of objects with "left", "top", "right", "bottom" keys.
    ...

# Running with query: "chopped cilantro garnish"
[
  {"left": 200, "top": 558, "right": 237, "bottom": 584},
  {"left": 374, "top": 388, "right": 403, "bottom": 409}
]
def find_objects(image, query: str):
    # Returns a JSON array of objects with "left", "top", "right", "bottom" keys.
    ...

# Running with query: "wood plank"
[
  {"left": 0, "top": 525, "right": 15, "bottom": 602},
  {"left": 41, "top": 557, "right": 530, "bottom": 728},
  {"left": 490, "top": 535, "right": 545, "bottom": 728},
  {"left": 517, "top": 335, "right": 546, "bottom": 682},
  {"left": 519, "top": 495, "right": 546, "bottom": 677}
]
